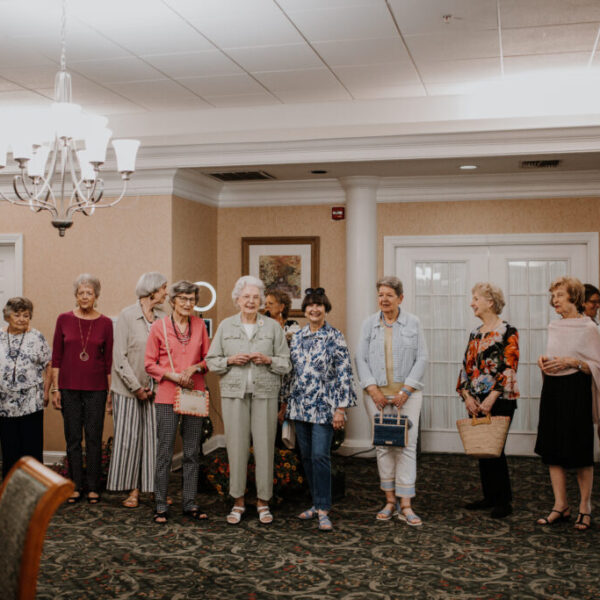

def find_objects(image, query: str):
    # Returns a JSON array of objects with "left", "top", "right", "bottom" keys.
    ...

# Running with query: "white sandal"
[
  {"left": 226, "top": 505, "right": 246, "bottom": 525},
  {"left": 257, "top": 505, "right": 273, "bottom": 524}
]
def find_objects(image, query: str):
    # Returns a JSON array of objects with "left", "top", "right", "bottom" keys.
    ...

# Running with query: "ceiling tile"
[
  {"left": 109, "top": 79, "right": 211, "bottom": 110},
  {"left": 424, "top": 81, "right": 483, "bottom": 95},
  {"left": 225, "top": 44, "right": 323, "bottom": 72},
  {"left": 349, "top": 83, "right": 427, "bottom": 99},
  {"left": 203, "top": 92, "right": 281, "bottom": 107},
  {"left": 502, "top": 24, "right": 599, "bottom": 56},
  {"left": 312, "top": 37, "right": 411, "bottom": 67},
  {"left": 277, "top": 0, "right": 382, "bottom": 10},
  {"left": 165, "top": 0, "right": 303, "bottom": 47},
  {"left": 417, "top": 57, "right": 501, "bottom": 83},
  {"left": 0, "top": 89, "right": 51, "bottom": 108},
  {"left": 284, "top": 4, "right": 399, "bottom": 42},
  {"left": 141, "top": 51, "right": 242, "bottom": 78},
  {"left": 252, "top": 68, "right": 348, "bottom": 94},
  {"left": 388, "top": 0, "right": 498, "bottom": 35},
  {"left": 500, "top": 0, "right": 600, "bottom": 28},
  {"left": 0, "top": 77, "right": 21, "bottom": 93},
  {"left": 274, "top": 88, "right": 351, "bottom": 103},
  {"left": 333, "top": 62, "right": 422, "bottom": 88},
  {"left": 0, "top": 39, "right": 55, "bottom": 68},
  {"left": 68, "top": 57, "right": 165, "bottom": 84},
  {"left": 176, "top": 73, "right": 269, "bottom": 96},
  {"left": 503, "top": 51, "right": 590, "bottom": 75},
  {"left": 0, "top": 64, "right": 59, "bottom": 88},
  {"left": 406, "top": 30, "right": 500, "bottom": 61}
]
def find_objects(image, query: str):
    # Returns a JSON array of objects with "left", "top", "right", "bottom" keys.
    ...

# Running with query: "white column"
[{"left": 339, "top": 176, "right": 379, "bottom": 454}]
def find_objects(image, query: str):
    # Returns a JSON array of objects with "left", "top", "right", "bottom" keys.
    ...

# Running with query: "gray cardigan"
[
  {"left": 355, "top": 309, "right": 428, "bottom": 391},
  {"left": 205, "top": 313, "right": 291, "bottom": 399},
  {"left": 111, "top": 302, "right": 166, "bottom": 397}
]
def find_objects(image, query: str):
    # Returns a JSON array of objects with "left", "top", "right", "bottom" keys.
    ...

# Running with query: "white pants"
[{"left": 366, "top": 391, "right": 422, "bottom": 498}]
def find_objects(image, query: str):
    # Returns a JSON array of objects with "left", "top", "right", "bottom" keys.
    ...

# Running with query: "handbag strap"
[{"left": 162, "top": 317, "right": 176, "bottom": 373}]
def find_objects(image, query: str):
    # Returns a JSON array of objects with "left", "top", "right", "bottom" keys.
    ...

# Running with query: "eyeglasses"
[
  {"left": 175, "top": 296, "right": 196, "bottom": 305},
  {"left": 304, "top": 287, "right": 325, "bottom": 295}
]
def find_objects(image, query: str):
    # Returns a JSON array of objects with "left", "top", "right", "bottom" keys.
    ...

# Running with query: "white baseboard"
[
  {"left": 203, "top": 434, "right": 226, "bottom": 455},
  {"left": 43, "top": 451, "right": 66, "bottom": 466}
]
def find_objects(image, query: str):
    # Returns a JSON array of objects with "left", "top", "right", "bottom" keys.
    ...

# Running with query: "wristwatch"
[{"left": 577, "top": 362, "right": 583, "bottom": 371}]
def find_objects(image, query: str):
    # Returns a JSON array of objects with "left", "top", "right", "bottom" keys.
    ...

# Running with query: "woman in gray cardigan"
[
  {"left": 206, "top": 276, "right": 291, "bottom": 525},
  {"left": 355, "top": 276, "right": 428, "bottom": 526},
  {"left": 107, "top": 272, "right": 167, "bottom": 508}
]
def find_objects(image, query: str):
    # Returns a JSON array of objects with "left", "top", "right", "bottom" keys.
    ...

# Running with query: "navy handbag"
[{"left": 372, "top": 412, "right": 412, "bottom": 447}]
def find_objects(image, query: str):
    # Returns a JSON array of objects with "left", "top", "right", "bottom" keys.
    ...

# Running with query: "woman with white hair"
[
  {"left": 145, "top": 280, "right": 210, "bottom": 524},
  {"left": 107, "top": 272, "right": 167, "bottom": 508},
  {"left": 206, "top": 275, "right": 291, "bottom": 525},
  {"left": 51, "top": 274, "right": 114, "bottom": 504}
]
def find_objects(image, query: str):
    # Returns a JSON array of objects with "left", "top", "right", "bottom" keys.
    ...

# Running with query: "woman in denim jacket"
[
  {"left": 355, "top": 276, "right": 428, "bottom": 526},
  {"left": 205, "top": 276, "right": 291, "bottom": 525}
]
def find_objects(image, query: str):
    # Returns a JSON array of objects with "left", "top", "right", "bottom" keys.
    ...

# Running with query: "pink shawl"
[{"left": 546, "top": 316, "right": 600, "bottom": 423}]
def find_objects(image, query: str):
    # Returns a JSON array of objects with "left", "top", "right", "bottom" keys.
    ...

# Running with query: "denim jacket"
[
  {"left": 205, "top": 313, "right": 291, "bottom": 399},
  {"left": 355, "top": 310, "right": 428, "bottom": 391}
]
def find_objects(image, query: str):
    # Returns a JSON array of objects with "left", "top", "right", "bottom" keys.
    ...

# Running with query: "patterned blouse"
[
  {"left": 0, "top": 328, "right": 51, "bottom": 417},
  {"left": 284, "top": 322, "right": 357, "bottom": 424},
  {"left": 457, "top": 321, "right": 520, "bottom": 401}
]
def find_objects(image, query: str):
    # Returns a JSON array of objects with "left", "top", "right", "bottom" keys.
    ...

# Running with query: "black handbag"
[{"left": 372, "top": 412, "right": 412, "bottom": 447}]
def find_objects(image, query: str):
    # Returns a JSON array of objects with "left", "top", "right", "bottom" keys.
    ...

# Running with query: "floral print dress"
[
  {"left": 456, "top": 321, "right": 520, "bottom": 401},
  {"left": 284, "top": 322, "right": 357, "bottom": 424}
]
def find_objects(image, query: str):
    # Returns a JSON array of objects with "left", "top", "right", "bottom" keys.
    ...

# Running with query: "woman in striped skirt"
[{"left": 107, "top": 272, "right": 167, "bottom": 508}]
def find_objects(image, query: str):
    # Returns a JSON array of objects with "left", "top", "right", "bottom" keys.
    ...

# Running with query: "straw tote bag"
[
  {"left": 456, "top": 414, "right": 510, "bottom": 458},
  {"left": 162, "top": 318, "right": 209, "bottom": 417}
]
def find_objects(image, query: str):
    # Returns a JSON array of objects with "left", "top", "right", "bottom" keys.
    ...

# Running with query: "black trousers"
[
  {"left": 0, "top": 410, "right": 44, "bottom": 479},
  {"left": 479, "top": 398, "right": 515, "bottom": 506},
  {"left": 61, "top": 390, "right": 106, "bottom": 493}
]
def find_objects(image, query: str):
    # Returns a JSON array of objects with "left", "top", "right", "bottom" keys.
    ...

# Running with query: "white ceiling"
[{"left": 1, "top": 0, "right": 600, "bottom": 179}]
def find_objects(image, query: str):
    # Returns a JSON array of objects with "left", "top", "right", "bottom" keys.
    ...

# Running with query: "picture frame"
[{"left": 242, "top": 236, "right": 320, "bottom": 317}]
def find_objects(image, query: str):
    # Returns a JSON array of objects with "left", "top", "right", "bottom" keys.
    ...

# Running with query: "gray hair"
[
  {"left": 135, "top": 271, "right": 167, "bottom": 299},
  {"left": 168, "top": 280, "right": 199, "bottom": 304},
  {"left": 231, "top": 275, "right": 265, "bottom": 307},
  {"left": 3, "top": 297, "right": 34, "bottom": 321},
  {"left": 472, "top": 282, "right": 505, "bottom": 315},
  {"left": 73, "top": 274, "right": 101, "bottom": 298},
  {"left": 376, "top": 276, "right": 403, "bottom": 297}
]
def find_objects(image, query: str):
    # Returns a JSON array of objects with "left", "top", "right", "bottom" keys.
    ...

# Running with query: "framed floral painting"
[{"left": 241, "top": 236, "right": 320, "bottom": 317}]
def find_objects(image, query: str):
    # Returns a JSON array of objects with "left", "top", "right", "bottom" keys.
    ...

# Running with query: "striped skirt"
[{"left": 107, "top": 393, "right": 157, "bottom": 493}]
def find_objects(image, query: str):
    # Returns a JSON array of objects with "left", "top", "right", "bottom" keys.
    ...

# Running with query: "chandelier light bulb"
[
  {"left": 76, "top": 150, "right": 97, "bottom": 182},
  {"left": 10, "top": 139, "right": 34, "bottom": 163},
  {"left": 85, "top": 127, "right": 112, "bottom": 165},
  {"left": 0, "top": 142, "right": 7, "bottom": 168},
  {"left": 112, "top": 139, "right": 140, "bottom": 176},
  {"left": 51, "top": 102, "right": 82, "bottom": 140},
  {"left": 27, "top": 145, "right": 51, "bottom": 178}
]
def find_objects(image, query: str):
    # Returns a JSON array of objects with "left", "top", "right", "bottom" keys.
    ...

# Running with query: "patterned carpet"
[{"left": 34, "top": 451, "right": 600, "bottom": 600}]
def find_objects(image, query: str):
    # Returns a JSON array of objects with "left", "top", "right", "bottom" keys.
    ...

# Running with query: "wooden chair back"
[{"left": 0, "top": 456, "right": 74, "bottom": 600}]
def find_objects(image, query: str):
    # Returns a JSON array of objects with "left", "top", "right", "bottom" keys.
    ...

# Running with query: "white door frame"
[
  {"left": 0, "top": 234, "right": 24, "bottom": 295},
  {"left": 384, "top": 231, "right": 599, "bottom": 457}
]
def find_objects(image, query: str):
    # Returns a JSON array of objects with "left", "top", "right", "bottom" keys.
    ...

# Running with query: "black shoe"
[
  {"left": 490, "top": 504, "right": 513, "bottom": 519},
  {"left": 465, "top": 498, "right": 493, "bottom": 510}
]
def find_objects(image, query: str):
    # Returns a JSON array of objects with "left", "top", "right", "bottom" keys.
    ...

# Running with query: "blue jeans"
[{"left": 294, "top": 421, "right": 334, "bottom": 511}]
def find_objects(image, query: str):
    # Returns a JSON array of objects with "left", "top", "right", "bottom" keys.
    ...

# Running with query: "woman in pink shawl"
[{"left": 535, "top": 277, "right": 600, "bottom": 531}]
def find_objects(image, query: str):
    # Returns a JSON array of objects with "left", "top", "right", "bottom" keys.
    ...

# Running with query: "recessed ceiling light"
[
  {"left": 459, "top": 165, "right": 478, "bottom": 170},
  {"left": 311, "top": 169, "right": 328, "bottom": 174}
]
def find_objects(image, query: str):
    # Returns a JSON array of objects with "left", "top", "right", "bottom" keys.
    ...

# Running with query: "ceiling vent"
[
  {"left": 209, "top": 171, "right": 276, "bottom": 182},
  {"left": 519, "top": 160, "right": 561, "bottom": 169}
]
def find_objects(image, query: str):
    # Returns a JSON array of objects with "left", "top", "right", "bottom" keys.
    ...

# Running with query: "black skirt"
[{"left": 534, "top": 371, "right": 594, "bottom": 469}]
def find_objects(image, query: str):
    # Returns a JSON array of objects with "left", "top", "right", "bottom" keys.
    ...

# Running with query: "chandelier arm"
[
  {"left": 12, "top": 175, "right": 57, "bottom": 213},
  {"left": 66, "top": 146, "right": 95, "bottom": 206}
]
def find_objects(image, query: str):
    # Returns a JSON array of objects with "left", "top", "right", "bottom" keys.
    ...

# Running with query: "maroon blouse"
[{"left": 52, "top": 312, "right": 114, "bottom": 391}]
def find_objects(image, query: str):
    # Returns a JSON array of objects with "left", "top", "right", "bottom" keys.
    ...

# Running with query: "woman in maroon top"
[{"left": 51, "top": 274, "right": 113, "bottom": 504}]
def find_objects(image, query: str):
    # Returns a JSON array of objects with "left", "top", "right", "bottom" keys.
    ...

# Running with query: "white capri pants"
[{"left": 366, "top": 391, "right": 422, "bottom": 498}]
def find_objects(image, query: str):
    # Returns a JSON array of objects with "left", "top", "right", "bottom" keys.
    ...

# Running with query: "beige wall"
[{"left": 3, "top": 194, "right": 599, "bottom": 454}]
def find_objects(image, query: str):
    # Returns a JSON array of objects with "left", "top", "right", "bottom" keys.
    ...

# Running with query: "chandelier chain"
[{"left": 60, "top": 0, "right": 67, "bottom": 72}]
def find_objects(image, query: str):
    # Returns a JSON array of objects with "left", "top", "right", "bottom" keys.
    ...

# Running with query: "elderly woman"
[
  {"left": 0, "top": 297, "right": 51, "bottom": 478},
  {"left": 51, "top": 274, "right": 114, "bottom": 504},
  {"left": 457, "top": 282, "right": 519, "bottom": 519},
  {"left": 205, "top": 275, "right": 290, "bottom": 525},
  {"left": 145, "top": 280, "right": 210, "bottom": 524},
  {"left": 535, "top": 277, "right": 600, "bottom": 531},
  {"left": 284, "top": 287, "right": 356, "bottom": 531},
  {"left": 583, "top": 283, "right": 600, "bottom": 323},
  {"left": 264, "top": 289, "right": 300, "bottom": 339},
  {"left": 107, "top": 272, "right": 167, "bottom": 508},
  {"left": 356, "top": 276, "right": 428, "bottom": 526}
]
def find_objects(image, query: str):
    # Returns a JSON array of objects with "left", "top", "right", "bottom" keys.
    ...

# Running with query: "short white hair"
[
  {"left": 231, "top": 276, "right": 264, "bottom": 307},
  {"left": 135, "top": 272, "right": 167, "bottom": 299}
]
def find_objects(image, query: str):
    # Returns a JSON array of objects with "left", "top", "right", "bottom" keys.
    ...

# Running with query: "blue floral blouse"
[
  {"left": 0, "top": 328, "right": 51, "bottom": 417},
  {"left": 284, "top": 322, "right": 357, "bottom": 424}
]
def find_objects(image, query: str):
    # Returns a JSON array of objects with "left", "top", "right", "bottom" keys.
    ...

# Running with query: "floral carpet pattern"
[{"left": 32, "top": 452, "right": 600, "bottom": 599}]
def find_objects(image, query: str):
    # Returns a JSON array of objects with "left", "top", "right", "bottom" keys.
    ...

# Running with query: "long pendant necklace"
[
  {"left": 7, "top": 331, "right": 26, "bottom": 382},
  {"left": 171, "top": 316, "right": 191, "bottom": 352},
  {"left": 78, "top": 317, "right": 94, "bottom": 362}
]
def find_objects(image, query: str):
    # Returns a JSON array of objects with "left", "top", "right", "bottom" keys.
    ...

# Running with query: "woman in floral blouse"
[
  {"left": 284, "top": 287, "right": 356, "bottom": 531},
  {"left": 457, "top": 282, "right": 519, "bottom": 519},
  {"left": 0, "top": 297, "right": 51, "bottom": 478}
]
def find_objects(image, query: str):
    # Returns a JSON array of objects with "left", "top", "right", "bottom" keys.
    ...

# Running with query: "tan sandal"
[{"left": 122, "top": 491, "right": 139, "bottom": 509}]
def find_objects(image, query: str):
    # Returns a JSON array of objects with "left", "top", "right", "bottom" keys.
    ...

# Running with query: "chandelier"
[{"left": 0, "top": 0, "right": 140, "bottom": 236}]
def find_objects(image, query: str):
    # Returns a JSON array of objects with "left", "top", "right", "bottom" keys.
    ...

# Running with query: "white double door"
[{"left": 388, "top": 234, "right": 595, "bottom": 456}]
